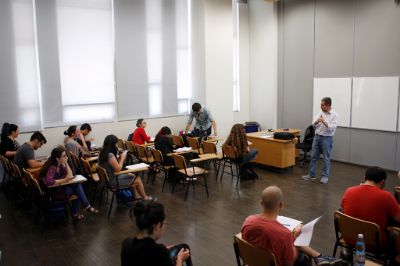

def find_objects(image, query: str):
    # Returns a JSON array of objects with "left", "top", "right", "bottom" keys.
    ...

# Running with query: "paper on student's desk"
[
  {"left": 126, "top": 163, "right": 149, "bottom": 170},
  {"left": 173, "top": 147, "right": 192, "bottom": 153},
  {"left": 278, "top": 216, "right": 302, "bottom": 231},
  {"left": 294, "top": 216, "right": 322, "bottom": 247},
  {"left": 150, "top": 137, "right": 155, "bottom": 142}
]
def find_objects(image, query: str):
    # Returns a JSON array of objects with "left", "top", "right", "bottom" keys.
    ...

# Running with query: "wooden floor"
[{"left": 0, "top": 160, "right": 398, "bottom": 266}]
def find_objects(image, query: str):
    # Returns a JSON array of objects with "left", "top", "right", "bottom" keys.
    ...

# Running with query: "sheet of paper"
[
  {"left": 126, "top": 163, "right": 149, "bottom": 170},
  {"left": 260, "top": 135, "right": 273, "bottom": 139},
  {"left": 277, "top": 216, "right": 302, "bottom": 232},
  {"left": 294, "top": 216, "right": 322, "bottom": 247},
  {"left": 173, "top": 147, "right": 192, "bottom": 152}
]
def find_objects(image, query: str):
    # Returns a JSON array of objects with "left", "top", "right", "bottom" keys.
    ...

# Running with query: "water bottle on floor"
[{"left": 355, "top": 233, "right": 365, "bottom": 266}]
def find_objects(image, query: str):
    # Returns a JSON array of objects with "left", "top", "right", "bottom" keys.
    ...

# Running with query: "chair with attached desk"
[
  {"left": 233, "top": 233, "right": 277, "bottom": 266},
  {"left": 116, "top": 138, "right": 126, "bottom": 151},
  {"left": 171, "top": 154, "right": 209, "bottom": 201},
  {"left": 96, "top": 166, "right": 134, "bottom": 219},
  {"left": 186, "top": 136, "right": 203, "bottom": 155},
  {"left": 0, "top": 155, "right": 12, "bottom": 190},
  {"left": 80, "top": 158, "right": 100, "bottom": 206},
  {"left": 171, "top": 135, "right": 184, "bottom": 148},
  {"left": 202, "top": 141, "right": 223, "bottom": 178},
  {"left": 220, "top": 145, "right": 242, "bottom": 186},
  {"left": 125, "top": 141, "right": 139, "bottom": 165},
  {"left": 333, "top": 211, "right": 389, "bottom": 265},
  {"left": 151, "top": 149, "right": 174, "bottom": 192},
  {"left": 135, "top": 144, "right": 155, "bottom": 183}
]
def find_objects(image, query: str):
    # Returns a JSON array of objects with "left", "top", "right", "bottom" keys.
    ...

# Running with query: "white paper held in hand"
[{"left": 294, "top": 216, "right": 322, "bottom": 247}]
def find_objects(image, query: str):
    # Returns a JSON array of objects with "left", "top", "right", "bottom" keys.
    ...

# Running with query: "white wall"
[
  {"left": 248, "top": 0, "right": 278, "bottom": 130},
  {"left": 203, "top": 0, "right": 235, "bottom": 136},
  {"left": 12, "top": 0, "right": 280, "bottom": 158}
]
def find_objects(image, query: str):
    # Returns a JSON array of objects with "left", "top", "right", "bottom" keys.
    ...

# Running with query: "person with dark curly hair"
[{"left": 223, "top": 124, "right": 258, "bottom": 164}]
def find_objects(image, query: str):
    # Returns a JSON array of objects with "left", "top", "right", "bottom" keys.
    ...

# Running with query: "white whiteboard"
[
  {"left": 313, "top": 78, "right": 351, "bottom": 127},
  {"left": 352, "top": 76, "right": 399, "bottom": 132}
]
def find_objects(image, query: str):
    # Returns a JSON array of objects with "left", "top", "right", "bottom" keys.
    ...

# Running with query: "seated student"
[
  {"left": 131, "top": 118, "right": 152, "bottom": 145},
  {"left": 64, "top": 125, "right": 89, "bottom": 157},
  {"left": 341, "top": 166, "right": 400, "bottom": 246},
  {"left": 14, "top": 131, "right": 47, "bottom": 170},
  {"left": 99, "top": 135, "right": 151, "bottom": 201},
  {"left": 223, "top": 124, "right": 258, "bottom": 179},
  {"left": 154, "top": 126, "right": 174, "bottom": 166},
  {"left": 121, "top": 201, "right": 192, "bottom": 266},
  {"left": 242, "top": 186, "right": 341, "bottom": 266},
  {"left": 40, "top": 147, "right": 98, "bottom": 221},
  {"left": 76, "top": 123, "right": 94, "bottom": 150},
  {"left": 0, "top": 123, "right": 20, "bottom": 161}
]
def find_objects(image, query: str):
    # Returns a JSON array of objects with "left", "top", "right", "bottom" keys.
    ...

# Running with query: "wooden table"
[
  {"left": 48, "top": 175, "right": 87, "bottom": 188},
  {"left": 246, "top": 129, "right": 301, "bottom": 169}
]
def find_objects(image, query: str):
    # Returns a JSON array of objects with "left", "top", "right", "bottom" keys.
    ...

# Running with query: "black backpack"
[{"left": 127, "top": 133, "right": 133, "bottom": 141}]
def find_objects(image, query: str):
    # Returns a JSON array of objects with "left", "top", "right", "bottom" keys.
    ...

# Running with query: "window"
[{"left": 38, "top": 0, "right": 115, "bottom": 126}]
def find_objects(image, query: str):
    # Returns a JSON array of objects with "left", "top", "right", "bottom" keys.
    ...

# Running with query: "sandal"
[
  {"left": 86, "top": 206, "right": 99, "bottom": 214},
  {"left": 73, "top": 213, "right": 84, "bottom": 221}
]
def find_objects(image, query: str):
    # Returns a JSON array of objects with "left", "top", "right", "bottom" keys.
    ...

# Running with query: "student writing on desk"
[
  {"left": 14, "top": 131, "right": 47, "bottom": 171},
  {"left": 99, "top": 135, "right": 152, "bottom": 201},
  {"left": 40, "top": 147, "right": 98, "bottom": 221}
]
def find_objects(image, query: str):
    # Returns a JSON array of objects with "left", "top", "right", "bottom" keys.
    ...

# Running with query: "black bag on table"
[{"left": 273, "top": 132, "right": 294, "bottom": 140}]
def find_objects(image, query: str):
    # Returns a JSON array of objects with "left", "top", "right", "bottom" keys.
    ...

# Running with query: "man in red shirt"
[
  {"left": 341, "top": 166, "right": 400, "bottom": 246},
  {"left": 241, "top": 186, "right": 341, "bottom": 266}
]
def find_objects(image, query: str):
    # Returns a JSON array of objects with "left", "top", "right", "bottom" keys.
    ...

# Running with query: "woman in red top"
[{"left": 131, "top": 118, "right": 152, "bottom": 144}]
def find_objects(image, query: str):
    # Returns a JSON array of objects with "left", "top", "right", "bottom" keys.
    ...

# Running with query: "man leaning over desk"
[{"left": 185, "top": 102, "right": 217, "bottom": 137}]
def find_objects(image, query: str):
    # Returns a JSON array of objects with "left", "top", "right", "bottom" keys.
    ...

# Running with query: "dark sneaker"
[
  {"left": 302, "top": 174, "right": 316, "bottom": 181},
  {"left": 314, "top": 255, "right": 342, "bottom": 265}
]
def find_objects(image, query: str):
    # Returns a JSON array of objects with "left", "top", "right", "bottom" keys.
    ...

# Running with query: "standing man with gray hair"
[
  {"left": 241, "top": 186, "right": 341, "bottom": 265},
  {"left": 302, "top": 97, "right": 338, "bottom": 184}
]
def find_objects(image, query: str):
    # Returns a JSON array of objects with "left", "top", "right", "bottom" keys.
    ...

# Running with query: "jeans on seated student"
[{"left": 121, "top": 201, "right": 192, "bottom": 266}]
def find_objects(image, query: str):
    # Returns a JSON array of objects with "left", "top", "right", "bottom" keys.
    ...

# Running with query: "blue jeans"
[
  {"left": 65, "top": 183, "right": 90, "bottom": 215},
  {"left": 242, "top": 149, "right": 258, "bottom": 164},
  {"left": 309, "top": 135, "right": 333, "bottom": 178}
]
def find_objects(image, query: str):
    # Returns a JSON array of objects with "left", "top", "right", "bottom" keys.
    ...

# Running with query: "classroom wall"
[
  {"left": 278, "top": 0, "right": 400, "bottom": 170},
  {"left": 248, "top": 0, "right": 278, "bottom": 130},
  {"left": 10, "top": 0, "right": 253, "bottom": 158}
]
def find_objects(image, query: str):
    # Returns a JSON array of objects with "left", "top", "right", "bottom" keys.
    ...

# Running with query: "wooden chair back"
[
  {"left": 388, "top": 227, "right": 400, "bottom": 257},
  {"left": 172, "top": 154, "right": 186, "bottom": 170},
  {"left": 116, "top": 138, "right": 126, "bottom": 150},
  {"left": 334, "top": 211, "right": 381, "bottom": 252},
  {"left": 233, "top": 233, "right": 277, "bottom": 266},
  {"left": 222, "top": 145, "right": 239, "bottom": 160},
  {"left": 135, "top": 144, "right": 153, "bottom": 161},
  {"left": 69, "top": 152, "right": 82, "bottom": 172},
  {"left": 96, "top": 166, "right": 110, "bottom": 183},
  {"left": 187, "top": 137, "right": 201, "bottom": 152},
  {"left": 125, "top": 141, "right": 137, "bottom": 155},
  {"left": 0, "top": 155, "right": 11, "bottom": 173},
  {"left": 151, "top": 149, "right": 164, "bottom": 164},
  {"left": 21, "top": 169, "right": 35, "bottom": 189},
  {"left": 171, "top": 135, "right": 184, "bottom": 147},
  {"left": 202, "top": 141, "right": 217, "bottom": 154}
]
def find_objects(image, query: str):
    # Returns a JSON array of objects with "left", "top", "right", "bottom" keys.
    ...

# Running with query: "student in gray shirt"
[
  {"left": 14, "top": 131, "right": 47, "bottom": 170},
  {"left": 185, "top": 102, "right": 218, "bottom": 136}
]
